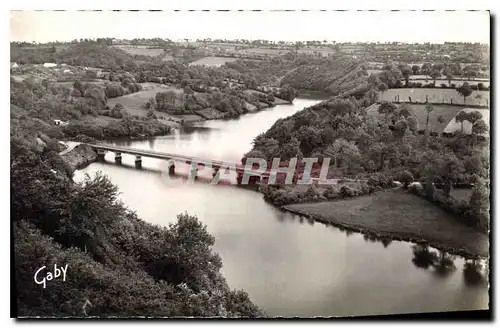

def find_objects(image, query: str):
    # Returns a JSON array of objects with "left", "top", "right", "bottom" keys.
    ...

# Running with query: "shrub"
[
  {"left": 409, "top": 183, "right": 424, "bottom": 195},
  {"left": 400, "top": 170, "right": 414, "bottom": 188},
  {"left": 423, "top": 183, "right": 437, "bottom": 201},
  {"left": 340, "top": 185, "right": 357, "bottom": 198}
]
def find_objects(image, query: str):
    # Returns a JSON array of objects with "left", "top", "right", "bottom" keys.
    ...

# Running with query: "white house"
[{"left": 54, "top": 119, "right": 68, "bottom": 126}]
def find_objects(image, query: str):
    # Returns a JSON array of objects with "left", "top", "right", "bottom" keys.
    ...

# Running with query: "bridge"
[{"left": 86, "top": 143, "right": 274, "bottom": 184}]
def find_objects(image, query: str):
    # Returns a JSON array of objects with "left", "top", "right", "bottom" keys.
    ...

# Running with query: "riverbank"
[
  {"left": 59, "top": 143, "right": 97, "bottom": 174},
  {"left": 282, "top": 189, "right": 489, "bottom": 259}
]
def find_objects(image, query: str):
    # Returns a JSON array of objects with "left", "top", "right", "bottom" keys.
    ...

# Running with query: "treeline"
[
  {"left": 369, "top": 62, "right": 489, "bottom": 91},
  {"left": 11, "top": 113, "right": 263, "bottom": 316},
  {"left": 11, "top": 42, "right": 153, "bottom": 69}
]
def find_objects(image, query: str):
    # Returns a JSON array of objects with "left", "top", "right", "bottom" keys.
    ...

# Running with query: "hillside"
[
  {"left": 11, "top": 42, "right": 153, "bottom": 69},
  {"left": 280, "top": 58, "right": 368, "bottom": 94},
  {"left": 11, "top": 103, "right": 264, "bottom": 317}
]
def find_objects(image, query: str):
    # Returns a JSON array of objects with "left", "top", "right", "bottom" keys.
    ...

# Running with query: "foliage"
[{"left": 11, "top": 125, "right": 264, "bottom": 317}]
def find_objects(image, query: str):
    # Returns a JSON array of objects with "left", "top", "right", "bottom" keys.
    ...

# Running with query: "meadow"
[
  {"left": 189, "top": 56, "right": 239, "bottom": 67},
  {"left": 106, "top": 83, "right": 183, "bottom": 123},
  {"left": 380, "top": 88, "right": 490, "bottom": 107},
  {"left": 366, "top": 102, "right": 471, "bottom": 133},
  {"left": 284, "top": 189, "right": 488, "bottom": 257},
  {"left": 112, "top": 45, "right": 165, "bottom": 57}
]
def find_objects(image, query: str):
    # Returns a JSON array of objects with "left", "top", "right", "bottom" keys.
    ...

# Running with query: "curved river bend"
[{"left": 75, "top": 98, "right": 488, "bottom": 317}]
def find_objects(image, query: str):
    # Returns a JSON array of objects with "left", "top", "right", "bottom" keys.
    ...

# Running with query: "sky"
[{"left": 10, "top": 10, "right": 490, "bottom": 44}]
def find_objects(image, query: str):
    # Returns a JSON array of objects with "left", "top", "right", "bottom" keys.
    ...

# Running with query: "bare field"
[
  {"left": 189, "top": 56, "right": 239, "bottom": 67},
  {"left": 380, "top": 88, "right": 489, "bottom": 107},
  {"left": 284, "top": 189, "right": 488, "bottom": 257},
  {"left": 236, "top": 47, "right": 285, "bottom": 56},
  {"left": 367, "top": 69, "right": 383, "bottom": 75},
  {"left": 112, "top": 45, "right": 165, "bottom": 57}
]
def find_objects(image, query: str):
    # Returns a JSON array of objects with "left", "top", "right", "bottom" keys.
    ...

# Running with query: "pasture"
[
  {"left": 112, "top": 45, "right": 165, "bottom": 57},
  {"left": 106, "top": 83, "right": 183, "bottom": 124},
  {"left": 189, "top": 56, "right": 239, "bottom": 67},
  {"left": 162, "top": 54, "right": 174, "bottom": 62},
  {"left": 380, "top": 88, "right": 490, "bottom": 107},
  {"left": 236, "top": 47, "right": 285, "bottom": 56},
  {"left": 284, "top": 189, "right": 488, "bottom": 257},
  {"left": 366, "top": 103, "right": 470, "bottom": 133},
  {"left": 366, "top": 69, "right": 383, "bottom": 76}
]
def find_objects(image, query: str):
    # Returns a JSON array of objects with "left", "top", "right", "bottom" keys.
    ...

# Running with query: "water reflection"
[
  {"left": 463, "top": 260, "right": 488, "bottom": 287},
  {"left": 433, "top": 251, "right": 457, "bottom": 278},
  {"left": 411, "top": 245, "right": 455, "bottom": 274},
  {"left": 411, "top": 244, "right": 438, "bottom": 269}
]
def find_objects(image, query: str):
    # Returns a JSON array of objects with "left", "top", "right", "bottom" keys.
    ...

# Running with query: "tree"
[
  {"left": 472, "top": 119, "right": 488, "bottom": 137},
  {"left": 425, "top": 104, "right": 434, "bottom": 131},
  {"left": 401, "top": 66, "right": 413, "bottom": 87},
  {"left": 430, "top": 69, "right": 441, "bottom": 87},
  {"left": 456, "top": 82, "right": 473, "bottom": 104},
  {"left": 467, "top": 111, "right": 483, "bottom": 126},
  {"left": 378, "top": 102, "right": 397, "bottom": 122},
  {"left": 421, "top": 62, "right": 432, "bottom": 76},
  {"left": 400, "top": 170, "right": 414, "bottom": 188},
  {"left": 397, "top": 103, "right": 413, "bottom": 119},
  {"left": 407, "top": 116, "right": 419, "bottom": 133},
  {"left": 455, "top": 111, "right": 469, "bottom": 133},
  {"left": 377, "top": 82, "right": 388, "bottom": 96},
  {"left": 443, "top": 68, "right": 453, "bottom": 87},
  {"left": 324, "top": 138, "right": 360, "bottom": 170},
  {"left": 365, "top": 89, "right": 379, "bottom": 104},
  {"left": 475, "top": 94, "right": 483, "bottom": 106},
  {"left": 411, "top": 65, "right": 420, "bottom": 75}
]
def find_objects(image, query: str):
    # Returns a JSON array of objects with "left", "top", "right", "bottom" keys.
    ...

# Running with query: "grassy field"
[
  {"left": 112, "top": 45, "right": 165, "bottom": 57},
  {"left": 451, "top": 188, "right": 474, "bottom": 202},
  {"left": 236, "top": 47, "right": 285, "bottom": 56},
  {"left": 106, "top": 83, "right": 183, "bottom": 125},
  {"left": 283, "top": 189, "right": 488, "bottom": 257},
  {"left": 366, "top": 103, "right": 469, "bottom": 132},
  {"left": 189, "top": 56, "right": 239, "bottom": 67},
  {"left": 162, "top": 54, "right": 174, "bottom": 62},
  {"left": 380, "top": 88, "right": 490, "bottom": 107},
  {"left": 366, "top": 69, "right": 383, "bottom": 76}
]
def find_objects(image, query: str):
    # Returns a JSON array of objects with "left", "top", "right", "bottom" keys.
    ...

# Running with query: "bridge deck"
[{"left": 87, "top": 143, "right": 271, "bottom": 176}]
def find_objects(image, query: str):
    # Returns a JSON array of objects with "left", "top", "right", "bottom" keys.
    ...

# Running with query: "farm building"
[{"left": 443, "top": 108, "right": 490, "bottom": 137}]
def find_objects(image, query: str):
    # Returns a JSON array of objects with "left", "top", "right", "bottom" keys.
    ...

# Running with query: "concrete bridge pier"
[
  {"left": 190, "top": 166, "right": 199, "bottom": 180},
  {"left": 96, "top": 149, "right": 106, "bottom": 162},
  {"left": 212, "top": 167, "right": 220, "bottom": 179},
  {"left": 248, "top": 175, "right": 260, "bottom": 185},
  {"left": 114, "top": 152, "right": 122, "bottom": 165},
  {"left": 169, "top": 163, "right": 176, "bottom": 175},
  {"left": 135, "top": 155, "right": 142, "bottom": 169},
  {"left": 236, "top": 172, "right": 243, "bottom": 185}
]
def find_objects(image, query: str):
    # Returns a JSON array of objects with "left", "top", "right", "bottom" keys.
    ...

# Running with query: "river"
[{"left": 75, "top": 98, "right": 489, "bottom": 317}]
